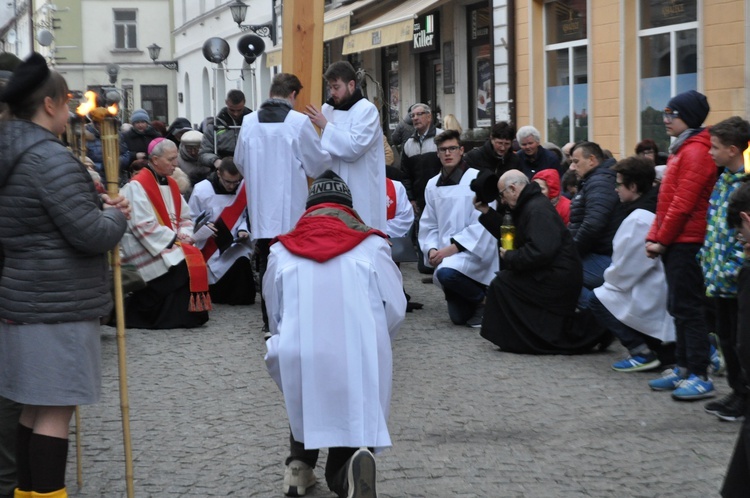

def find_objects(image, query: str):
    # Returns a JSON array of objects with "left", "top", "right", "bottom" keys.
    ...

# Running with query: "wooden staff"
[
  {"left": 101, "top": 115, "right": 135, "bottom": 498},
  {"left": 80, "top": 115, "right": 87, "bottom": 163}
]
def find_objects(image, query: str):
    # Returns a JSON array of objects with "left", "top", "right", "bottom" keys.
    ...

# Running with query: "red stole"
[
  {"left": 132, "top": 169, "right": 212, "bottom": 312},
  {"left": 386, "top": 178, "right": 397, "bottom": 220},
  {"left": 200, "top": 183, "right": 247, "bottom": 261}
]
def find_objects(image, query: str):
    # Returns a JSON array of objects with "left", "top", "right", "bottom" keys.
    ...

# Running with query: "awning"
[
  {"left": 324, "top": 0, "right": 380, "bottom": 41},
  {"left": 266, "top": 0, "right": 382, "bottom": 67},
  {"left": 342, "top": 0, "right": 446, "bottom": 55}
]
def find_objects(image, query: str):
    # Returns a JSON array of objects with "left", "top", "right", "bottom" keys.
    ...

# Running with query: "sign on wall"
[{"left": 413, "top": 12, "right": 439, "bottom": 53}]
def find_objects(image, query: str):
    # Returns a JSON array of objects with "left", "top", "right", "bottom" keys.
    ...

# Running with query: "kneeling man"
[
  {"left": 418, "top": 130, "right": 499, "bottom": 327},
  {"left": 264, "top": 171, "right": 406, "bottom": 497},
  {"left": 476, "top": 170, "right": 606, "bottom": 354}
]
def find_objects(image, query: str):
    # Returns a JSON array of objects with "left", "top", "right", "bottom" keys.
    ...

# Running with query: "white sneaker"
[{"left": 283, "top": 460, "right": 316, "bottom": 496}]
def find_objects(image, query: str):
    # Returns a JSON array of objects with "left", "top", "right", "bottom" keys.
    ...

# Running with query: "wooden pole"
[
  {"left": 101, "top": 116, "right": 135, "bottom": 498},
  {"left": 282, "top": 0, "right": 324, "bottom": 113}
]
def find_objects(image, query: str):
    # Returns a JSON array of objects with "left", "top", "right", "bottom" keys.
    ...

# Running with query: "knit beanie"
[
  {"left": 666, "top": 90, "right": 709, "bottom": 129},
  {"left": 131, "top": 108, "right": 150, "bottom": 124},
  {"left": 306, "top": 170, "right": 353, "bottom": 209}
]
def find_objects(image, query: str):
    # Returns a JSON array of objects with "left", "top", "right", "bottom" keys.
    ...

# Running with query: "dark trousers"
[
  {"left": 435, "top": 268, "right": 486, "bottom": 325},
  {"left": 255, "top": 238, "right": 271, "bottom": 328},
  {"left": 663, "top": 243, "right": 710, "bottom": 376},
  {"left": 722, "top": 404, "right": 750, "bottom": 497},
  {"left": 287, "top": 432, "right": 360, "bottom": 498},
  {"left": 0, "top": 397, "right": 22, "bottom": 498},
  {"left": 713, "top": 298, "right": 748, "bottom": 394}
]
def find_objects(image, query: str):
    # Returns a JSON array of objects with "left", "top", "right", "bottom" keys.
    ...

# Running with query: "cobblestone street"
[{"left": 67, "top": 263, "right": 737, "bottom": 497}]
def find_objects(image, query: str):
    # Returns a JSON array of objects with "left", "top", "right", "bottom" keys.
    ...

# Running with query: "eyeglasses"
[
  {"left": 220, "top": 177, "right": 242, "bottom": 186},
  {"left": 614, "top": 181, "right": 624, "bottom": 188},
  {"left": 663, "top": 108, "right": 680, "bottom": 122},
  {"left": 499, "top": 186, "right": 510, "bottom": 196},
  {"left": 410, "top": 111, "right": 429, "bottom": 119},
  {"left": 437, "top": 146, "right": 460, "bottom": 154}
]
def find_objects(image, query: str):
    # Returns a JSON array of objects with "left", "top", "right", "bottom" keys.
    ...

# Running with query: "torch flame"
[
  {"left": 107, "top": 103, "right": 118, "bottom": 115},
  {"left": 76, "top": 91, "right": 97, "bottom": 116}
]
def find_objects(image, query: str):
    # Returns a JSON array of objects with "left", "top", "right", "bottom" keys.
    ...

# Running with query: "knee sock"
[
  {"left": 28, "top": 434, "right": 68, "bottom": 493},
  {"left": 15, "top": 424, "right": 33, "bottom": 491}
]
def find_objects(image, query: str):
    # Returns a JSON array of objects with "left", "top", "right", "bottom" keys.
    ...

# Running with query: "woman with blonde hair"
[{"left": 442, "top": 114, "right": 462, "bottom": 134}]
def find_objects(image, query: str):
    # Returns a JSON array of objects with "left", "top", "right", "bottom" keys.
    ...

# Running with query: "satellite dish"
[
  {"left": 37, "top": 29, "right": 54, "bottom": 47},
  {"left": 202, "top": 37, "right": 230, "bottom": 64},
  {"left": 6, "top": 30, "right": 16, "bottom": 45},
  {"left": 237, "top": 34, "right": 265, "bottom": 65}
]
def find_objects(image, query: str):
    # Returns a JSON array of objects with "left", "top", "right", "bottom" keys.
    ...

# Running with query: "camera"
[{"left": 470, "top": 170, "right": 500, "bottom": 204}]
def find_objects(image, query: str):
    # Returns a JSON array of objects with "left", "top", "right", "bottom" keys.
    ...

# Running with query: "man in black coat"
[
  {"left": 464, "top": 121, "right": 521, "bottom": 176},
  {"left": 515, "top": 125, "right": 559, "bottom": 179},
  {"left": 474, "top": 170, "right": 605, "bottom": 354},
  {"left": 568, "top": 141, "right": 626, "bottom": 309}
]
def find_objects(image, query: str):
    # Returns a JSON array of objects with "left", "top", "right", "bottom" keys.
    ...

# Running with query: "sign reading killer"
[{"left": 413, "top": 12, "right": 439, "bottom": 53}]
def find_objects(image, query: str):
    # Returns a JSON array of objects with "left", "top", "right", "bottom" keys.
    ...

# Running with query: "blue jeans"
[
  {"left": 578, "top": 253, "right": 612, "bottom": 309},
  {"left": 589, "top": 294, "right": 650, "bottom": 355},
  {"left": 435, "top": 268, "right": 486, "bottom": 325},
  {"left": 663, "top": 243, "right": 710, "bottom": 376}
]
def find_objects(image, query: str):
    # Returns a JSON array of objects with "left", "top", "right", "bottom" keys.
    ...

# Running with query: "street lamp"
[
  {"left": 229, "top": 0, "right": 277, "bottom": 45},
  {"left": 147, "top": 43, "right": 179, "bottom": 71}
]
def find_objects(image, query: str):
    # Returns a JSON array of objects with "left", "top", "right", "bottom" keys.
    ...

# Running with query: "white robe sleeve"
[
  {"left": 387, "top": 181, "right": 414, "bottom": 238},
  {"left": 321, "top": 102, "right": 381, "bottom": 162},
  {"left": 418, "top": 183, "right": 440, "bottom": 267},
  {"left": 298, "top": 118, "right": 331, "bottom": 179},
  {"left": 600, "top": 215, "right": 658, "bottom": 291},
  {"left": 374, "top": 239, "right": 407, "bottom": 339},
  {"left": 451, "top": 201, "right": 496, "bottom": 256},
  {"left": 263, "top": 244, "right": 283, "bottom": 392}
]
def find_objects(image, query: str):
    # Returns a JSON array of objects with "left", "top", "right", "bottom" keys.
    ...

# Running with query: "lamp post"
[
  {"left": 147, "top": 43, "right": 179, "bottom": 71},
  {"left": 229, "top": 0, "right": 277, "bottom": 45}
]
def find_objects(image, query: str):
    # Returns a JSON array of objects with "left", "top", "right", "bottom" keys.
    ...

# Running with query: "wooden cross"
[{"left": 282, "top": 0, "right": 325, "bottom": 113}]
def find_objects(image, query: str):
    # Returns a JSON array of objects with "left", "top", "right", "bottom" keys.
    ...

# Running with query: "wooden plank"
[{"left": 282, "top": 0, "right": 325, "bottom": 113}]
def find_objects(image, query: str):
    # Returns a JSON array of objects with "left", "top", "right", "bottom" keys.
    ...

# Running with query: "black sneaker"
[
  {"left": 466, "top": 303, "right": 484, "bottom": 328},
  {"left": 262, "top": 324, "right": 271, "bottom": 341},
  {"left": 345, "top": 448, "right": 377, "bottom": 498},
  {"left": 705, "top": 392, "right": 746, "bottom": 422}
]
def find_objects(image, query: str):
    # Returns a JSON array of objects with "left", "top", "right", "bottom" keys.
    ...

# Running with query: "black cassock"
[{"left": 479, "top": 182, "right": 607, "bottom": 354}]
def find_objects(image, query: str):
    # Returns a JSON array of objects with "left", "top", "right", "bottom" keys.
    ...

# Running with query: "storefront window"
[
  {"left": 545, "top": 0, "right": 588, "bottom": 145},
  {"left": 467, "top": 3, "right": 491, "bottom": 128},
  {"left": 382, "top": 46, "right": 400, "bottom": 130},
  {"left": 639, "top": 0, "right": 697, "bottom": 152}
]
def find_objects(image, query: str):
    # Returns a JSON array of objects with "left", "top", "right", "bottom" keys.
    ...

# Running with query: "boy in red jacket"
[{"left": 646, "top": 90, "right": 718, "bottom": 400}]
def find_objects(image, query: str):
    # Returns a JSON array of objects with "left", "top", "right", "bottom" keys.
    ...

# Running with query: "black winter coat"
[
  {"left": 568, "top": 159, "right": 626, "bottom": 256},
  {"left": 123, "top": 125, "right": 161, "bottom": 164},
  {"left": 0, "top": 120, "right": 127, "bottom": 323},
  {"left": 515, "top": 146, "right": 559, "bottom": 179},
  {"left": 464, "top": 140, "right": 522, "bottom": 177}
]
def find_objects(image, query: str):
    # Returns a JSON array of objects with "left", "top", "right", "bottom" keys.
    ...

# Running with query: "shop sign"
[{"left": 413, "top": 12, "right": 439, "bottom": 53}]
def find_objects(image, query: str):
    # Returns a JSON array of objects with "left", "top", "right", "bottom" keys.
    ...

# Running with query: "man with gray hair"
[
  {"left": 473, "top": 169, "right": 603, "bottom": 353},
  {"left": 515, "top": 125, "right": 560, "bottom": 179}
]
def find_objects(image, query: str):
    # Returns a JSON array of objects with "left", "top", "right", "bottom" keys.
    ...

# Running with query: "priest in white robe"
[
  {"left": 419, "top": 130, "right": 499, "bottom": 327},
  {"left": 306, "top": 61, "right": 386, "bottom": 231},
  {"left": 188, "top": 157, "right": 255, "bottom": 305},
  {"left": 235, "top": 72, "right": 331, "bottom": 334},
  {"left": 264, "top": 171, "right": 406, "bottom": 498},
  {"left": 120, "top": 138, "right": 210, "bottom": 329}
]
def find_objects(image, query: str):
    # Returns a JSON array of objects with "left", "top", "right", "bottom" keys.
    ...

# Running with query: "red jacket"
[
  {"left": 532, "top": 169, "right": 570, "bottom": 225},
  {"left": 647, "top": 129, "right": 716, "bottom": 245}
]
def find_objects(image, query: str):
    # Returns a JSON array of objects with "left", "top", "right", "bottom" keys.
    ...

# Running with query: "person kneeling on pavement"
[
  {"left": 264, "top": 170, "right": 406, "bottom": 497},
  {"left": 588, "top": 156, "right": 676, "bottom": 372},
  {"left": 418, "top": 130, "right": 499, "bottom": 327},
  {"left": 475, "top": 170, "right": 609, "bottom": 354}
]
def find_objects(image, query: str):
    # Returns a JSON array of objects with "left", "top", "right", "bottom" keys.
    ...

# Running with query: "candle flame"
[
  {"left": 107, "top": 103, "right": 118, "bottom": 115},
  {"left": 75, "top": 91, "right": 97, "bottom": 116}
]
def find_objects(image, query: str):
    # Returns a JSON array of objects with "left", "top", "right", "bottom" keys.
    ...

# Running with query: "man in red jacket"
[{"left": 646, "top": 90, "right": 718, "bottom": 400}]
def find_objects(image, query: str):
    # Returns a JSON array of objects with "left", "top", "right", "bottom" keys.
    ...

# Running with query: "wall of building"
[{"left": 514, "top": 0, "right": 748, "bottom": 159}]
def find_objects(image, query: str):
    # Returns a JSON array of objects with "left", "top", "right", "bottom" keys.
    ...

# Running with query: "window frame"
[
  {"left": 543, "top": 1, "right": 589, "bottom": 144},
  {"left": 113, "top": 9, "right": 138, "bottom": 51}
]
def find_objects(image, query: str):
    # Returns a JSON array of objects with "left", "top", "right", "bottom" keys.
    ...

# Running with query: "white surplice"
[
  {"left": 418, "top": 168, "right": 499, "bottom": 286},
  {"left": 264, "top": 236, "right": 406, "bottom": 451},
  {"left": 321, "top": 98, "right": 386, "bottom": 231},
  {"left": 386, "top": 178, "right": 414, "bottom": 239},
  {"left": 594, "top": 209, "right": 676, "bottom": 342},
  {"left": 188, "top": 179, "right": 253, "bottom": 284},
  {"left": 234, "top": 109, "right": 330, "bottom": 240},
  {"left": 120, "top": 179, "right": 193, "bottom": 283}
]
